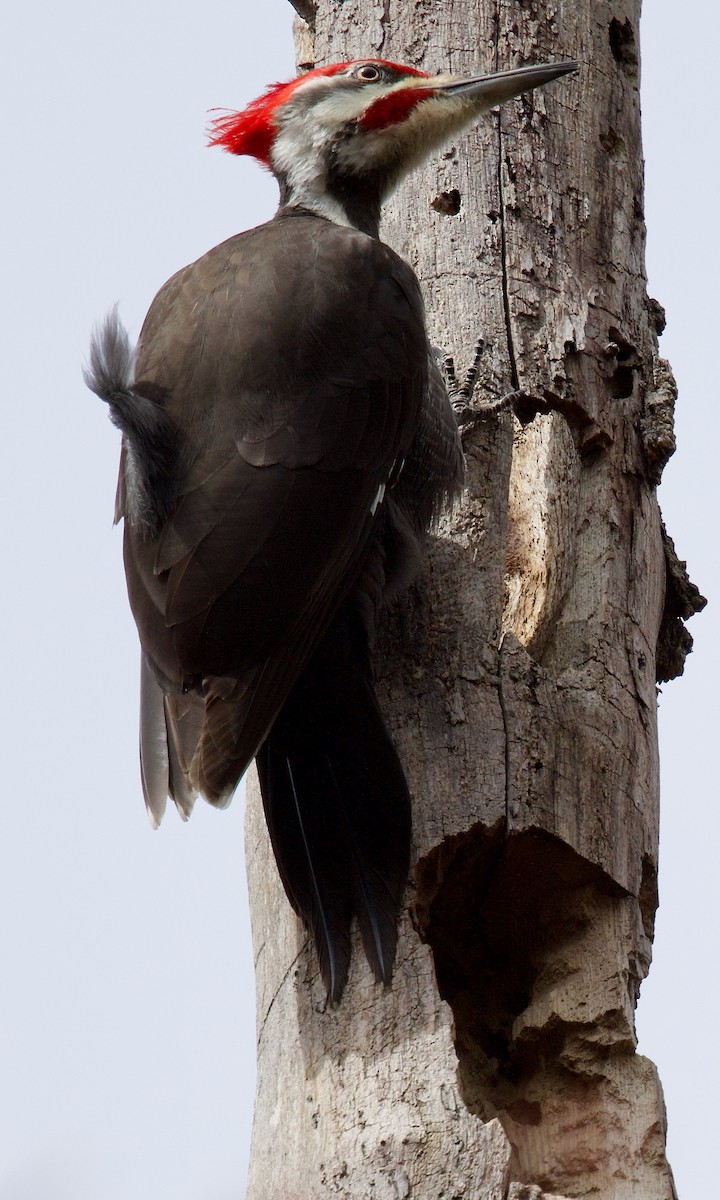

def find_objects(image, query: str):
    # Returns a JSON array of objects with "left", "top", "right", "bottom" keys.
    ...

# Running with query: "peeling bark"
[{"left": 244, "top": 2, "right": 703, "bottom": 1197}]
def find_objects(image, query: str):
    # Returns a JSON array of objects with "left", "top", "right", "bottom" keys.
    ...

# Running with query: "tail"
[
  {"left": 83, "top": 308, "right": 179, "bottom": 532},
  {"left": 256, "top": 611, "right": 411, "bottom": 1004},
  {"left": 82, "top": 305, "right": 135, "bottom": 402}
]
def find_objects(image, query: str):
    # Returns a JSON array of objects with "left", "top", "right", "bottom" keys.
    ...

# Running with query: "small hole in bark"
[
  {"left": 607, "top": 328, "right": 638, "bottom": 363},
  {"left": 608, "top": 366, "right": 634, "bottom": 399},
  {"left": 605, "top": 327, "right": 640, "bottom": 398},
  {"left": 431, "top": 188, "right": 462, "bottom": 216}
]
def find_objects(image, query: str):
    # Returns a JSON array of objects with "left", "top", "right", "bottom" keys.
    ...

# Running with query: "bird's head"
[{"left": 209, "top": 57, "right": 577, "bottom": 236}]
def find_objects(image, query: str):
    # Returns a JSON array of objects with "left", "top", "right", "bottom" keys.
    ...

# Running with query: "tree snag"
[{"left": 244, "top": 2, "right": 704, "bottom": 1197}]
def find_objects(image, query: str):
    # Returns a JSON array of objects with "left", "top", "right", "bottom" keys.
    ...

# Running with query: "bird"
[{"left": 85, "top": 55, "right": 577, "bottom": 1003}]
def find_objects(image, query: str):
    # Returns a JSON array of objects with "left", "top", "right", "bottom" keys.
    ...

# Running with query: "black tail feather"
[
  {"left": 257, "top": 742, "right": 354, "bottom": 1002},
  {"left": 256, "top": 612, "right": 411, "bottom": 1004}
]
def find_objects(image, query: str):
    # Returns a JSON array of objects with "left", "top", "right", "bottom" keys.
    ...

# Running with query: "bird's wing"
[{"left": 122, "top": 212, "right": 429, "bottom": 806}]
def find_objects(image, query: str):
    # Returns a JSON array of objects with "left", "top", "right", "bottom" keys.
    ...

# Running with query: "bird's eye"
[{"left": 356, "top": 65, "right": 382, "bottom": 82}]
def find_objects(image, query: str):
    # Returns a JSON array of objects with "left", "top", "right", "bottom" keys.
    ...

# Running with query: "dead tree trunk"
[{"left": 244, "top": 2, "right": 703, "bottom": 1197}]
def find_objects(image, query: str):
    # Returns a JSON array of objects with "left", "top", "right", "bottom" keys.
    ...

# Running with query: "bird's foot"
[
  {"left": 440, "top": 336, "right": 550, "bottom": 435},
  {"left": 458, "top": 388, "right": 551, "bottom": 434},
  {"left": 441, "top": 335, "right": 485, "bottom": 422}
]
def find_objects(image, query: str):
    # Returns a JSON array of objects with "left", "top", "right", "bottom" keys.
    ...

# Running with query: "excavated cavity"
[
  {"left": 608, "top": 17, "right": 639, "bottom": 78},
  {"left": 415, "top": 826, "right": 650, "bottom": 1191}
]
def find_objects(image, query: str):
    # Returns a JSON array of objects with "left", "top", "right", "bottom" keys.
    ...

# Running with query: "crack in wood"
[
  {"left": 497, "top": 640, "right": 513, "bottom": 831},
  {"left": 496, "top": 112, "right": 521, "bottom": 393},
  {"left": 378, "top": 0, "right": 391, "bottom": 51},
  {"left": 256, "top": 943, "right": 306, "bottom": 1047}
]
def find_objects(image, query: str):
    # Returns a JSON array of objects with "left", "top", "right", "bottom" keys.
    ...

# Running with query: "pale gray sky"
[{"left": 2, "top": 2, "right": 716, "bottom": 1197}]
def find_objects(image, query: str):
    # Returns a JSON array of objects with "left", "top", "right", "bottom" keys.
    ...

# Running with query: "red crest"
[{"left": 208, "top": 60, "right": 429, "bottom": 163}]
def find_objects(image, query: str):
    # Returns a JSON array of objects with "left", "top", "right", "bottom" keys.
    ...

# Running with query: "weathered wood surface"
[{"left": 245, "top": 2, "right": 701, "bottom": 1196}]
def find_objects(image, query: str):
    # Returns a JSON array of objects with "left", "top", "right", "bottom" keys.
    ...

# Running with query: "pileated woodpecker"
[{"left": 86, "top": 56, "right": 577, "bottom": 1002}]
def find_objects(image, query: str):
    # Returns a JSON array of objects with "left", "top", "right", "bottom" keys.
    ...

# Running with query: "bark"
[{"left": 245, "top": 2, "right": 704, "bottom": 1197}]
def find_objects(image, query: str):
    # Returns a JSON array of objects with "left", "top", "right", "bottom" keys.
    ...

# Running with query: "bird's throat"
[{"left": 279, "top": 175, "right": 383, "bottom": 239}]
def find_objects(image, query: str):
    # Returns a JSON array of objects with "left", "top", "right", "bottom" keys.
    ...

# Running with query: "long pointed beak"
[{"left": 437, "top": 60, "right": 578, "bottom": 105}]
